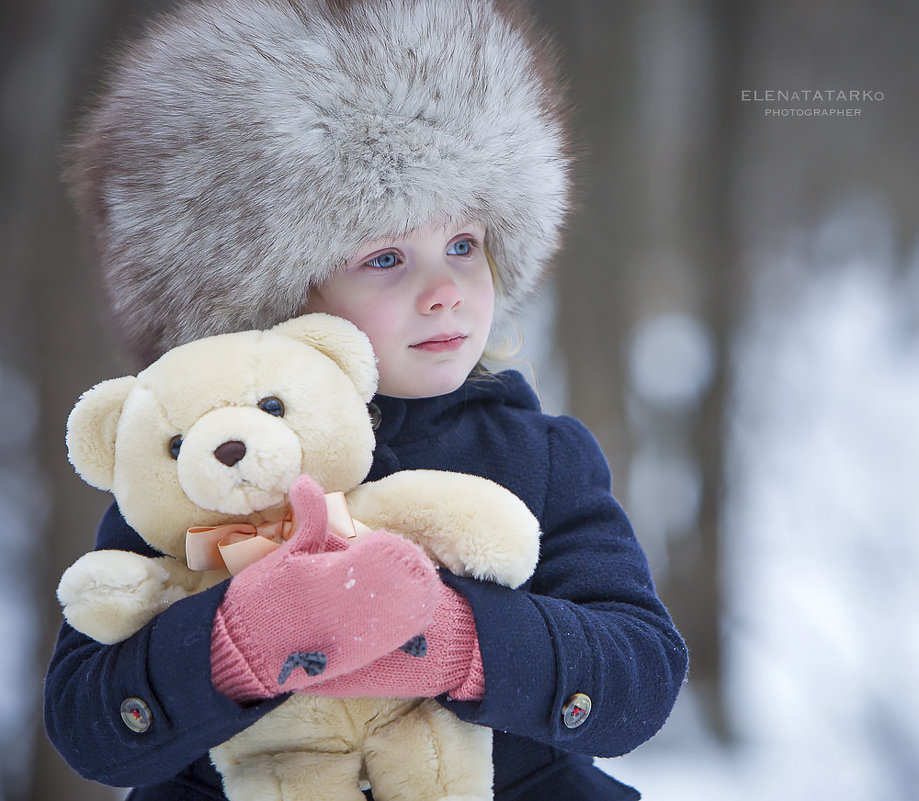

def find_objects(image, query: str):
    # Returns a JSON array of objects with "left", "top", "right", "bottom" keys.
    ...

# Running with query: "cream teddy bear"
[{"left": 57, "top": 313, "right": 540, "bottom": 801}]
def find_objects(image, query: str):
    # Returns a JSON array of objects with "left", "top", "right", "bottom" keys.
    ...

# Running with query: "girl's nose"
[{"left": 417, "top": 273, "right": 463, "bottom": 314}]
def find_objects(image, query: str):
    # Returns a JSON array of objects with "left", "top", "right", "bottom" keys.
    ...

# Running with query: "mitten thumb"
[{"left": 285, "top": 474, "right": 332, "bottom": 554}]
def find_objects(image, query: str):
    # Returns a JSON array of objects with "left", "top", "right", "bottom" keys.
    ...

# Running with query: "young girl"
[{"left": 45, "top": 1, "right": 688, "bottom": 799}]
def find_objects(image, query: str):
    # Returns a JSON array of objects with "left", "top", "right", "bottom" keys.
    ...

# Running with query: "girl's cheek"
[
  {"left": 333, "top": 300, "right": 398, "bottom": 346},
  {"left": 305, "top": 280, "right": 373, "bottom": 320},
  {"left": 470, "top": 273, "right": 496, "bottom": 320}
]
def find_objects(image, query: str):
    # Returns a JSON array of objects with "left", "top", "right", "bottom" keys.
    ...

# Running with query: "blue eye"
[
  {"left": 447, "top": 239, "right": 473, "bottom": 256},
  {"left": 366, "top": 251, "right": 400, "bottom": 269},
  {"left": 168, "top": 435, "right": 183, "bottom": 459},
  {"left": 258, "top": 396, "right": 285, "bottom": 417}
]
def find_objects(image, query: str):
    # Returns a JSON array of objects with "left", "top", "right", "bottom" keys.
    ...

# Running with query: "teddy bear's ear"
[
  {"left": 66, "top": 376, "right": 136, "bottom": 491},
  {"left": 272, "top": 313, "right": 379, "bottom": 402}
]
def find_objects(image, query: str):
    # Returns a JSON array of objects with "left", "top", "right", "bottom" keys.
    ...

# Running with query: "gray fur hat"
[{"left": 67, "top": 0, "right": 571, "bottom": 365}]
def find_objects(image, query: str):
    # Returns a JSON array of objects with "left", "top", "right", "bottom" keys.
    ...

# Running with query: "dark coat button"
[
  {"left": 562, "top": 692, "right": 592, "bottom": 729},
  {"left": 368, "top": 402, "right": 382, "bottom": 430},
  {"left": 120, "top": 697, "right": 153, "bottom": 733}
]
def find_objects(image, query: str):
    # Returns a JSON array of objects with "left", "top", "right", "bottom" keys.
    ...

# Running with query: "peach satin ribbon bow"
[{"left": 185, "top": 492, "right": 372, "bottom": 575}]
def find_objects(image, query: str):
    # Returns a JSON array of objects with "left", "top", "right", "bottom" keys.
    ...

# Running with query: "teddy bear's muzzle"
[{"left": 177, "top": 407, "right": 303, "bottom": 515}]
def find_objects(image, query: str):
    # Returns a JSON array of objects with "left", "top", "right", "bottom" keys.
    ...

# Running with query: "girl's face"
[{"left": 304, "top": 218, "right": 495, "bottom": 398}]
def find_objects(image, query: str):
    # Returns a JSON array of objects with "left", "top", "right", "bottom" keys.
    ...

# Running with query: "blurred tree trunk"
[
  {"left": 669, "top": 0, "right": 748, "bottom": 740},
  {"left": 529, "top": 1, "right": 642, "bottom": 474},
  {"left": 3, "top": 3, "right": 165, "bottom": 799},
  {"left": 532, "top": 0, "right": 747, "bottom": 738},
  {"left": 3, "top": 4, "right": 116, "bottom": 799}
]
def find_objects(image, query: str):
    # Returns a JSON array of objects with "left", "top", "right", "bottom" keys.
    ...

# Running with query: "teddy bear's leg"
[
  {"left": 212, "top": 696, "right": 367, "bottom": 801},
  {"left": 363, "top": 700, "right": 493, "bottom": 801},
  {"left": 217, "top": 751, "right": 366, "bottom": 801}
]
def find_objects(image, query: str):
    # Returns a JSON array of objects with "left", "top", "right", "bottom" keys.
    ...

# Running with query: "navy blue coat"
[{"left": 44, "top": 370, "right": 687, "bottom": 800}]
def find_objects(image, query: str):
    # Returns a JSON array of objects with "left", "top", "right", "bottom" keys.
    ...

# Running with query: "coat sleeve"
[
  {"left": 441, "top": 416, "right": 688, "bottom": 758},
  {"left": 43, "top": 504, "right": 285, "bottom": 787}
]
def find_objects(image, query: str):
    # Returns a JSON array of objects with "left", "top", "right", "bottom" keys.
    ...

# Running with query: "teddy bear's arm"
[
  {"left": 57, "top": 551, "right": 193, "bottom": 644},
  {"left": 345, "top": 470, "right": 540, "bottom": 589}
]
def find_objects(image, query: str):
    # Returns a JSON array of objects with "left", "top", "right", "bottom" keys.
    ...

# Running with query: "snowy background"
[
  {"left": 4, "top": 1, "right": 919, "bottom": 799},
  {"left": 601, "top": 200, "right": 919, "bottom": 799}
]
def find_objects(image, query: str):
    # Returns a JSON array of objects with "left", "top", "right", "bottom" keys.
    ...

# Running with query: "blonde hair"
[{"left": 478, "top": 242, "right": 525, "bottom": 366}]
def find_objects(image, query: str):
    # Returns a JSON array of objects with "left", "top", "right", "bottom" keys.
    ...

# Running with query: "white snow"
[
  {"left": 628, "top": 312, "right": 716, "bottom": 411},
  {"left": 0, "top": 364, "right": 47, "bottom": 799},
  {"left": 603, "top": 206, "right": 919, "bottom": 799}
]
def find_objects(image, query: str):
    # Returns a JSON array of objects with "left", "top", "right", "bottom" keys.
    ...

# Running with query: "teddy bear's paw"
[
  {"left": 57, "top": 551, "right": 179, "bottom": 644},
  {"left": 450, "top": 485, "right": 541, "bottom": 588},
  {"left": 413, "top": 473, "right": 541, "bottom": 589},
  {"left": 347, "top": 471, "right": 541, "bottom": 588}
]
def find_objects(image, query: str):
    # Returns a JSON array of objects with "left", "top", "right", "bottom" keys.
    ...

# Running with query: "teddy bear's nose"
[{"left": 214, "top": 440, "right": 247, "bottom": 467}]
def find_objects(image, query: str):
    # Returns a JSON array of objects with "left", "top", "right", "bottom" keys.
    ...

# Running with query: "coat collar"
[{"left": 369, "top": 370, "right": 540, "bottom": 445}]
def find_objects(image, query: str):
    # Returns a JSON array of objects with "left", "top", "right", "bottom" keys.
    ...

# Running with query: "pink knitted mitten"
[
  {"left": 210, "top": 476, "right": 440, "bottom": 702},
  {"left": 301, "top": 579, "right": 485, "bottom": 702}
]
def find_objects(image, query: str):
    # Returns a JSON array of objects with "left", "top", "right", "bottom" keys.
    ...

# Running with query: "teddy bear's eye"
[
  {"left": 168, "top": 435, "right": 183, "bottom": 459},
  {"left": 258, "top": 396, "right": 285, "bottom": 417}
]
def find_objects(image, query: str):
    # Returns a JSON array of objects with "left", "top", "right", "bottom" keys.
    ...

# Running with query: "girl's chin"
[
  {"left": 376, "top": 350, "right": 484, "bottom": 398},
  {"left": 378, "top": 373, "right": 470, "bottom": 399}
]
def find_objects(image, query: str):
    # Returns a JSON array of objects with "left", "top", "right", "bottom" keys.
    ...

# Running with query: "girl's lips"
[{"left": 410, "top": 334, "right": 467, "bottom": 353}]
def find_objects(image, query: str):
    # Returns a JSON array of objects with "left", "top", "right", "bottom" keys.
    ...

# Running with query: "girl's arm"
[
  {"left": 43, "top": 505, "right": 284, "bottom": 787},
  {"left": 441, "top": 416, "right": 688, "bottom": 758}
]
